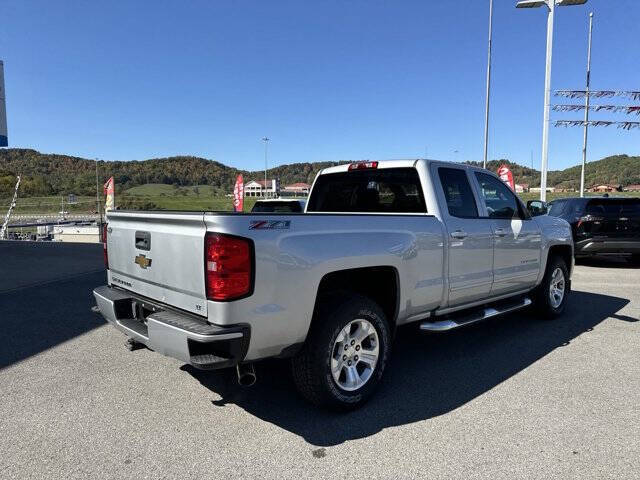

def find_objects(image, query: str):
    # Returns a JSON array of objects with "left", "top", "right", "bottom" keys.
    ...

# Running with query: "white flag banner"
[
  {"left": 554, "top": 120, "right": 640, "bottom": 130},
  {"left": 555, "top": 90, "right": 640, "bottom": 101},
  {"left": 552, "top": 105, "right": 640, "bottom": 115}
]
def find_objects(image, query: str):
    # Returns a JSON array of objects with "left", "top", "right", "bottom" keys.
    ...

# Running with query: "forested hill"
[
  {"left": 0, "top": 149, "right": 346, "bottom": 197},
  {"left": 0, "top": 148, "right": 639, "bottom": 198}
]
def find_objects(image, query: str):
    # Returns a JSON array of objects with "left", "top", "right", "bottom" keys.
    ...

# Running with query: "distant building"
[
  {"left": 589, "top": 184, "right": 622, "bottom": 193},
  {"left": 244, "top": 179, "right": 278, "bottom": 197},
  {"left": 623, "top": 184, "right": 640, "bottom": 192},
  {"left": 529, "top": 187, "right": 556, "bottom": 193},
  {"left": 515, "top": 184, "right": 529, "bottom": 193},
  {"left": 53, "top": 225, "right": 100, "bottom": 243},
  {"left": 281, "top": 182, "right": 310, "bottom": 196}
]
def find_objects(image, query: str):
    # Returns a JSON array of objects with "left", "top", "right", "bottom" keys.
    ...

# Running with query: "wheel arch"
[
  {"left": 311, "top": 266, "right": 400, "bottom": 334},
  {"left": 548, "top": 244, "right": 573, "bottom": 277}
]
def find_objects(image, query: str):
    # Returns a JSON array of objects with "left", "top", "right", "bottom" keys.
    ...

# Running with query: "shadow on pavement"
[
  {"left": 186, "top": 289, "right": 635, "bottom": 447},
  {"left": 0, "top": 242, "right": 106, "bottom": 369}
]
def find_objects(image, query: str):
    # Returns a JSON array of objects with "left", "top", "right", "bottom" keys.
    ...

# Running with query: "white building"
[
  {"left": 53, "top": 225, "right": 100, "bottom": 243},
  {"left": 529, "top": 187, "right": 556, "bottom": 193},
  {"left": 244, "top": 179, "right": 278, "bottom": 197}
]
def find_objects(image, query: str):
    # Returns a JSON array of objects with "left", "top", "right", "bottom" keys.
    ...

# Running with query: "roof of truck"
[
  {"left": 319, "top": 159, "right": 420, "bottom": 176},
  {"left": 318, "top": 158, "right": 484, "bottom": 176}
]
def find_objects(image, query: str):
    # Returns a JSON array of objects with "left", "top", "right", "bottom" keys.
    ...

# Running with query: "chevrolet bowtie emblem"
[{"left": 134, "top": 254, "right": 152, "bottom": 269}]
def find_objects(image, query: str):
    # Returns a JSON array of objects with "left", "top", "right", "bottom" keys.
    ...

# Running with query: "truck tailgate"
[{"left": 105, "top": 211, "right": 208, "bottom": 316}]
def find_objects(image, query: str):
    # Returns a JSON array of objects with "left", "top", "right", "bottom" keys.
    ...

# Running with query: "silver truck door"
[
  {"left": 472, "top": 171, "right": 542, "bottom": 296},
  {"left": 435, "top": 166, "right": 494, "bottom": 306}
]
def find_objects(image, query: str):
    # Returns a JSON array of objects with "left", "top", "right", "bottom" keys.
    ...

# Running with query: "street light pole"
[
  {"left": 580, "top": 12, "right": 594, "bottom": 198},
  {"left": 262, "top": 137, "right": 269, "bottom": 198},
  {"left": 483, "top": 0, "right": 494, "bottom": 170},
  {"left": 539, "top": 0, "right": 555, "bottom": 202},
  {"left": 517, "top": 0, "right": 588, "bottom": 202},
  {"left": 95, "top": 158, "right": 102, "bottom": 240}
]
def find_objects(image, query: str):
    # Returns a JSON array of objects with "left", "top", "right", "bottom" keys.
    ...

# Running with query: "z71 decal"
[{"left": 249, "top": 220, "right": 291, "bottom": 230}]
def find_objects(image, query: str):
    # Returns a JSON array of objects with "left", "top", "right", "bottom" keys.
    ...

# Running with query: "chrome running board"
[{"left": 420, "top": 297, "right": 532, "bottom": 332}]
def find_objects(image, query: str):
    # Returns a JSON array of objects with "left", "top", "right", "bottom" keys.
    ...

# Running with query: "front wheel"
[
  {"left": 533, "top": 256, "right": 570, "bottom": 319},
  {"left": 291, "top": 294, "right": 391, "bottom": 411}
]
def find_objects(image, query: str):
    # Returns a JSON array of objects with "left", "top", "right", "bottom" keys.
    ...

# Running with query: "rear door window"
[
  {"left": 306, "top": 167, "right": 426, "bottom": 213},
  {"left": 437, "top": 168, "right": 478, "bottom": 218}
]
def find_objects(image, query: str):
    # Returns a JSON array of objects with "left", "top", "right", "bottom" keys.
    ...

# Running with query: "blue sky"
[{"left": 1, "top": 0, "right": 638, "bottom": 171}]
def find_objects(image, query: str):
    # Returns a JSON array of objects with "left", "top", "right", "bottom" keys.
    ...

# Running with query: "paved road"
[{"left": 1, "top": 245, "right": 638, "bottom": 479}]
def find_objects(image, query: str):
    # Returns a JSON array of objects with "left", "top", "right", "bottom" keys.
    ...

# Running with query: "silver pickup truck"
[{"left": 94, "top": 159, "right": 573, "bottom": 410}]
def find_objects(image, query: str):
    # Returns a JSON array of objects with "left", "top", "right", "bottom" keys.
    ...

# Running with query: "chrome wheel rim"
[
  {"left": 330, "top": 319, "right": 379, "bottom": 392},
  {"left": 549, "top": 267, "right": 565, "bottom": 309}
]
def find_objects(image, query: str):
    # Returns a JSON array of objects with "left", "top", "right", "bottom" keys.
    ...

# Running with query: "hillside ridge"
[{"left": 1, "top": 148, "right": 639, "bottom": 198}]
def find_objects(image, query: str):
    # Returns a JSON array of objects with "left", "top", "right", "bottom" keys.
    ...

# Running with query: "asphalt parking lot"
[{"left": 1, "top": 241, "right": 639, "bottom": 479}]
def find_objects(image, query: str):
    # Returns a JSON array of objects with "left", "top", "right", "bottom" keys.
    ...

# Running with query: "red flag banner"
[
  {"left": 497, "top": 165, "right": 515, "bottom": 191},
  {"left": 233, "top": 174, "right": 244, "bottom": 212},
  {"left": 103, "top": 176, "right": 115, "bottom": 211}
]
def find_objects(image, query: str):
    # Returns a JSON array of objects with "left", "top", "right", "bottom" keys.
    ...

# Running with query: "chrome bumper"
[{"left": 93, "top": 285, "right": 250, "bottom": 369}]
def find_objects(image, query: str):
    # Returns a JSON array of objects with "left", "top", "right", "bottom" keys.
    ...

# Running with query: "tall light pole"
[
  {"left": 516, "top": 0, "right": 588, "bottom": 201},
  {"left": 262, "top": 137, "right": 269, "bottom": 198},
  {"left": 580, "top": 12, "right": 594, "bottom": 198},
  {"left": 95, "top": 158, "right": 102, "bottom": 240},
  {"left": 483, "top": 0, "right": 494, "bottom": 170}
]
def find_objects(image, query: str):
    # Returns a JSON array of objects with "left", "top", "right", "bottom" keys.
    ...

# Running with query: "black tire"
[
  {"left": 533, "top": 256, "right": 570, "bottom": 319},
  {"left": 629, "top": 254, "right": 640, "bottom": 265},
  {"left": 291, "top": 293, "right": 391, "bottom": 411}
]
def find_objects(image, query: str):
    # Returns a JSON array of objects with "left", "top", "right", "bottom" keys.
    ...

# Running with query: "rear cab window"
[
  {"left": 306, "top": 167, "right": 426, "bottom": 213},
  {"left": 586, "top": 198, "right": 640, "bottom": 216},
  {"left": 251, "top": 201, "right": 303, "bottom": 213}
]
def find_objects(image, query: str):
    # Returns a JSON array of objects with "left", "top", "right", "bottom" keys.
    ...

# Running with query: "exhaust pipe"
[{"left": 236, "top": 363, "right": 256, "bottom": 387}]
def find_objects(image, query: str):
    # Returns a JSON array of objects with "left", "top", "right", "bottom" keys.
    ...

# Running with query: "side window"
[
  {"left": 437, "top": 168, "right": 479, "bottom": 218},
  {"left": 474, "top": 172, "right": 520, "bottom": 219}
]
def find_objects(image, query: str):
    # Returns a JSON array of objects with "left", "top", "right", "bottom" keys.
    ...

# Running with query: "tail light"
[
  {"left": 348, "top": 161, "right": 378, "bottom": 171},
  {"left": 205, "top": 233, "right": 253, "bottom": 301},
  {"left": 577, "top": 215, "right": 603, "bottom": 228},
  {"left": 102, "top": 223, "right": 109, "bottom": 269}
]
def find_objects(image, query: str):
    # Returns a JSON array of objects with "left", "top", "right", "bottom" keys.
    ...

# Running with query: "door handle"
[
  {"left": 450, "top": 229, "right": 467, "bottom": 240},
  {"left": 494, "top": 228, "right": 506, "bottom": 237}
]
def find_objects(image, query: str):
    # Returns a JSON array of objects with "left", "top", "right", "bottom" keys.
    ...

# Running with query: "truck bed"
[{"left": 105, "top": 210, "right": 446, "bottom": 360}]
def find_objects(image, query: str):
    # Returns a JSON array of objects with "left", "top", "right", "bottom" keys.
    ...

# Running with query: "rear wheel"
[
  {"left": 533, "top": 256, "right": 570, "bottom": 319},
  {"left": 291, "top": 294, "right": 391, "bottom": 411}
]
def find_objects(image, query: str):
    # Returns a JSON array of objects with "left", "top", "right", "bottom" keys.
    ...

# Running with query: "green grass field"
[{"left": 4, "top": 184, "right": 638, "bottom": 215}]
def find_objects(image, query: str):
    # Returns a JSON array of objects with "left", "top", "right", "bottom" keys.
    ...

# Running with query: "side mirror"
[{"left": 527, "top": 200, "right": 548, "bottom": 216}]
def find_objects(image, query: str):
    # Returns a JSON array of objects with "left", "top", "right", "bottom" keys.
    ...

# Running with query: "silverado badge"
[{"left": 134, "top": 254, "right": 152, "bottom": 269}]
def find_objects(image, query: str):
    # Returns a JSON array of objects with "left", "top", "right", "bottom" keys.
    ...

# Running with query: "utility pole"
[
  {"left": 262, "top": 137, "right": 269, "bottom": 198},
  {"left": 580, "top": 12, "right": 594, "bottom": 198},
  {"left": 483, "top": 0, "right": 494, "bottom": 169}
]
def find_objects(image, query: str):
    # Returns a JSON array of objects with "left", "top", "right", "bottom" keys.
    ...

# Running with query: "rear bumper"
[
  {"left": 93, "top": 285, "right": 250, "bottom": 370},
  {"left": 575, "top": 238, "right": 640, "bottom": 256}
]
